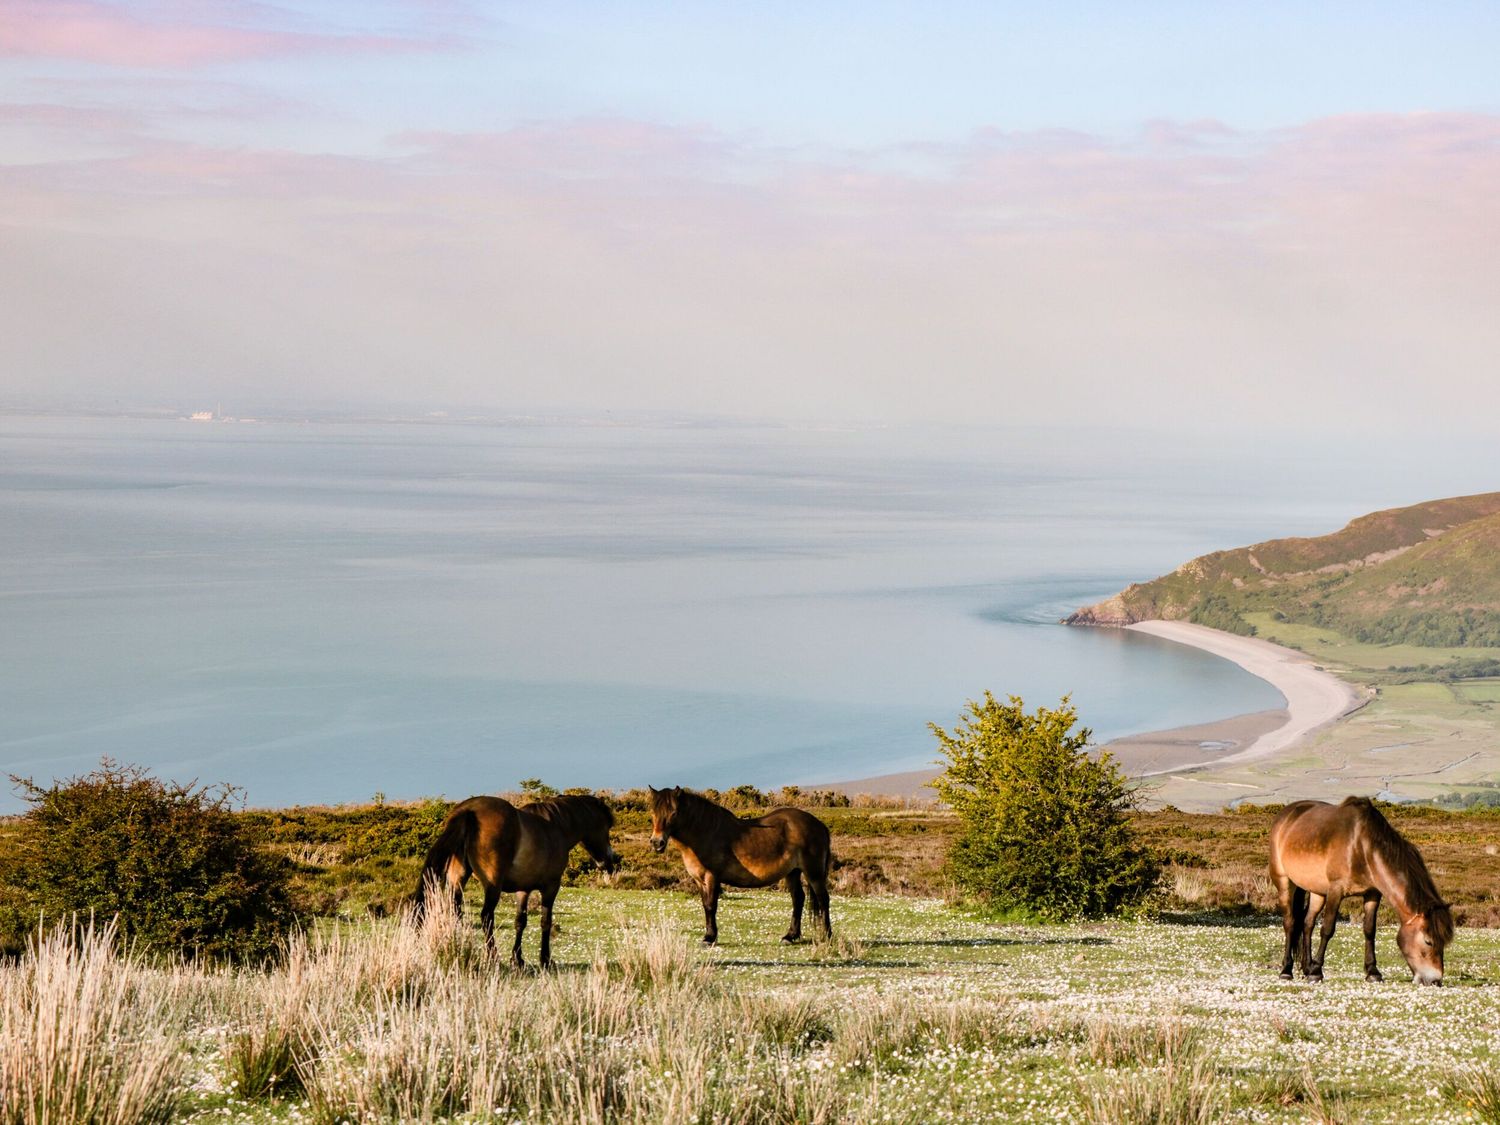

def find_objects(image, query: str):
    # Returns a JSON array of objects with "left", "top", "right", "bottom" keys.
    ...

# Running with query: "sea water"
[{"left": 0, "top": 415, "right": 1484, "bottom": 810}]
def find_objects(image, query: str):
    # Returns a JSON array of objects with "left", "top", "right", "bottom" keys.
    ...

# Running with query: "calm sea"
[{"left": 1, "top": 415, "right": 1489, "bottom": 811}]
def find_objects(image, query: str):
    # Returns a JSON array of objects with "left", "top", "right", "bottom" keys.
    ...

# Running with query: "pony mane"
[
  {"left": 652, "top": 787, "right": 736, "bottom": 831},
  {"left": 523, "top": 794, "right": 614, "bottom": 835},
  {"left": 1345, "top": 796, "right": 1455, "bottom": 945}
]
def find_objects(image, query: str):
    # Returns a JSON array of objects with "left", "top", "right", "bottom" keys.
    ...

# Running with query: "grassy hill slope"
[{"left": 1067, "top": 492, "right": 1500, "bottom": 647}]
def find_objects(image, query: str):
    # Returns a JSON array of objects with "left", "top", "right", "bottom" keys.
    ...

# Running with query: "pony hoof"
[
  {"left": 1366, "top": 971, "right": 1384, "bottom": 983},
  {"left": 781, "top": 934, "right": 801, "bottom": 944},
  {"left": 1278, "top": 971, "right": 1294, "bottom": 981},
  {"left": 1307, "top": 973, "right": 1324, "bottom": 984},
  {"left": 702, "top": 935, "right": 717, "bottom": 945}
]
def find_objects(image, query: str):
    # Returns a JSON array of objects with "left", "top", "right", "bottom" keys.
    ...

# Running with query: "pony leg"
[
  {"left": 1301, "top": 893, "right": 1323, "bottom": 980},
  {"left": 1362, "top": 891, "right": 1383, "bottom": 982},
  {"left": 807, "top": 871, "right": 832, "bottom": 940},
  {"left": 448, "top": 856, "right": 469, "bottom": 917},
  {"left": 782, "top": 872, "right": 805, "bottom": 943},
  {"left": 511, "top": 891, "right": 529, "bottom": 968},
  {"left": 538, "top": 881, "right": 559, "bottom": 970},
  {"left": 479, "top": 886, "right": 500, "bottom": 956},
  {"left": 700, "top": 873, "right": 721, "bottom": 945},
  {"left": 1274, "top": 876, "right": 1302, "bottom": 979},
  {"left": 1309, "top": 894, "right": 1341, "bottom": 981}
]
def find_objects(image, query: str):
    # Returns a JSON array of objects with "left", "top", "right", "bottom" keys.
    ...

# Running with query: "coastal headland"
[{"left": 835, "top": 491, "right": 1500, "bottom": 809}]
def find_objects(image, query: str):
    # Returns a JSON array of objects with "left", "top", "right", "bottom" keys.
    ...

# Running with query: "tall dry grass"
[
  {"left": 0, "top": 903, "right": 1250, "bottom": 1123},
  {"left": 0, "top": 920, "right": 187, "bottom": 1125},
  {"left": 1078, "top": 1049, "right": 1227, "bottom": 1125}
]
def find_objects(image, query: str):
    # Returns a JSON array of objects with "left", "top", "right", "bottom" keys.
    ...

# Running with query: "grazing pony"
[
  {"left": 414, "top": 794, "right": 619, "bottom": 968},
  {"left": 648, "top": 786, "right": 832, "bottom": 945},
  {"left": 1269, "top": 796, "right": 1453, "bottom": 985}
]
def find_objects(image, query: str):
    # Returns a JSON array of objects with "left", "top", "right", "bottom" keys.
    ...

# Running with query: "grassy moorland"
[
  {"left": 9, "top": 797, "right": 1500, "bottom": 1122},
  {"left": 9, "top": 795, "right": 1500, "bottom": 941},
  {"left": 9, "top": 887, "right": 1500, "bottom": 1124},
  {"left": 215, "top": 798, "right": 1500, "bottom": 928}
]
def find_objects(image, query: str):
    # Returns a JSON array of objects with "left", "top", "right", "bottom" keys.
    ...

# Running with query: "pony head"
[
  {"left": 531, "top": 794, "right": 619, "bottom": 875},
  {"left": 1397, "top": 903, "right": 1454, "bottom": 985},
  {"left": 577, "top": 798, "right": 620, "bottom": 876},
  {"left": 647, "top": 785, "right": 682, "bottom": 853}
]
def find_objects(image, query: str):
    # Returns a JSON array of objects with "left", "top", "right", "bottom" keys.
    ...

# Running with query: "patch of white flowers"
[{"left": 65, "top": 889, "right": 1500, "bottom": 1123}]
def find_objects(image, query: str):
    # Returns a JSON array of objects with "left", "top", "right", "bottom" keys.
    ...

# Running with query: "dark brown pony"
[
  {"left": 1269, "top": 796, "right": 1453, "bottom": 985},
  {"left": 414, "top": 794, "right": 619, "bottom": 968},
  {"left": 648, "top": 786, "right": 832, "bottom": 945}
]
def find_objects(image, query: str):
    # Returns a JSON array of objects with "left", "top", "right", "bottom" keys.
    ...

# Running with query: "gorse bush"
[
  {"left": 931, "top": 694, "right": 1159, "bottom": 920},
  {"left": 4, "top": 760, "right": 298, "bottom": 960}
]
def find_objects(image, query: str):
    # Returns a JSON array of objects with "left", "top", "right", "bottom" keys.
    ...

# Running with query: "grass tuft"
[
  {"left": 222, "top": 1013, "right": 308, "bottom": 1102},
  {"left": 1084, "top": 1015, "right": 1199, "bottom": 1068},
  {"left": 1445, "top": 1065, "right": 1500, "bottom": 1123},
  {"left": 1078, "top": 1048, "right": 1226, "bottom": 1124},
  {"left": 0, "top": 919, "right": 185, "bottom": 1125}
]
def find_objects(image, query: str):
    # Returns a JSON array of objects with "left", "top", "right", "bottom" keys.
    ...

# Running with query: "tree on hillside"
[{"left": 931, "top": 694, "right": 1158, "bottom": 920}]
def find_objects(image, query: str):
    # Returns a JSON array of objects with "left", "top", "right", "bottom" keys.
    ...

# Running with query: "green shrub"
[
  {"left": 1187, "top": 593, "right": 1256, "bottom": 636},
  {"left": 3, "top": 761, "right": 298, "bottom": 960},
  {"left": 331, "top": 800, "right": 451, "bottom": 863},
  {"left": 931, "top": 694, "right": 1159, "bottom": 920}
]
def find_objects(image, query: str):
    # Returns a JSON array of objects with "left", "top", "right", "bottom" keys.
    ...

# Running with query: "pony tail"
[{"left": 412, "top": 808, "right": 476, "bottom": 919}]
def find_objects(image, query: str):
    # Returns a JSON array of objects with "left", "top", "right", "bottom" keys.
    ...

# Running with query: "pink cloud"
[
  {"left": 11, "top": 111, "right": 1499, "bottom": 246},
  {"left": 392, "top": 118, "right": 741, "bottom": 186},
  {"left": 0, "top": 0, "right": 456, "bottom": 67},
  {"left": 28, "top": 75, "right": 309, "bottom": 121},
  {"left": 0, "top": 102, "right": 142, "bottom": 134},
  {"left": 3, "top": 111, "right": 1499, "bottom": 428}
]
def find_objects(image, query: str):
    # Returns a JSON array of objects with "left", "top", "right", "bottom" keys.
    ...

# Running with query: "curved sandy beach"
[
  {"left": 822, "top": 621, "right": 1369, "bottom": 800},
  {"left": 1123, "top": 621, "right": 1366, "bottom": 774}
]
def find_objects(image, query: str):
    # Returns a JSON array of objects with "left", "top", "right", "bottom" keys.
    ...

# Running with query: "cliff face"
[
  {"left": 1064, "top": 594, "right": 1138, "bottom": 627},
  {"left": 1065, "top": 492, "right": 1500, "bottom": 646}
]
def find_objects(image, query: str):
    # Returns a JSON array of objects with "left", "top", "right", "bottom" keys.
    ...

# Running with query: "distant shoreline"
[
  {"left": 1122, "top": 621, "right": 1367, "bottom": 771},
  {"left": 825, "top": 621, "right": 1367, "bottom": 800}
]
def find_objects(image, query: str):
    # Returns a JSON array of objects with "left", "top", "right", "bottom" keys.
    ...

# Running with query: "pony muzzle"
[{"left": 650, "top": 835, "right": 667, "bottom": 853}]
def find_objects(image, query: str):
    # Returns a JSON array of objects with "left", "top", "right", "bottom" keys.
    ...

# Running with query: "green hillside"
[{"left": 1067, "top": 492, "right": 1500, "bottom": 647}]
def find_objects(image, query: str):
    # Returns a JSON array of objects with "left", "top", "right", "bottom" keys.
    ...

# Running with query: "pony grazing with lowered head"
[
  {"left": 414, "top": 793, "right": 619, "bottom": 969},
  {"left": 648, "top": 785, "right": 832, "bottom": 945},
  {"left": 1269, "top": 796, "right": 1453, "bottom": 985}
]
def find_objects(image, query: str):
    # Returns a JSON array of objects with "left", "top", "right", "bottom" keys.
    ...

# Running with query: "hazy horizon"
[{"left": 4, "top": 4, "right": 1500, "bottom": 434}]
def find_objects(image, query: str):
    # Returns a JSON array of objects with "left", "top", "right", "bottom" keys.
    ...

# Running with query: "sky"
[{"left": 2, "top": 2, "right": 1499, "bottom": 430}]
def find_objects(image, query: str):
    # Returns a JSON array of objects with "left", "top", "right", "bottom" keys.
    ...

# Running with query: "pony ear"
[
  {"left": 647, "top": 785, "right": 657, "bottom": 795},
  {"left": 671, "top": 786, "right": 682, "bottom": 797}
]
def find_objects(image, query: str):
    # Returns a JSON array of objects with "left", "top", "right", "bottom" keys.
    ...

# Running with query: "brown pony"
[
  {"left": 648, "top": 786, "right": 832, "bottom": 945},
  {"left": 1269, "top": 796, "right": 1453, "bottom": 985},
  {"left": 414, "top": 794, "right": 619, "bottom": 968}
]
